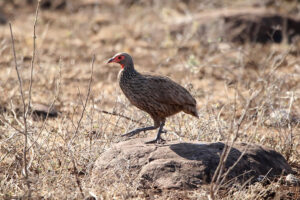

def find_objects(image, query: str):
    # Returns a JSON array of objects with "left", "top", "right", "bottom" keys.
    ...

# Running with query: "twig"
[
  {"left": 9, "top": 22, "right": 32, "bottom": 198},
  {"left": 72, "top": 159, "right": 85, "bottom": 199},
  {"left": 26, "top": 0, "right": 40, "bottom": 119},
  {"left": 254, "top": 169, "right": 274, "bottom": 200},
  {"left": 285, "top": 91, "right": 295, "bottom": 161},
  {"left": 70, "top": 54, "right": 95, "bottom": 199},
  {"left": 74, "top": 55, "right": 95, "bottom": 136},
  {"left": 22, "top": 137, "right": 35, "bottom": 176},
  {"left": 8, "top": 2, "right": 40, "bottom": 198},
  {"left": 216, "top": 145, "right": 249, "bottom": 191},
  {"left": 0, "top": 125, "right": 20, "bottom": 145},
  {"left": 8, "top": 24, "right": 26, "bottom": 123},
  {"left": 95, "top": 108, "right": 146, "bottom": 126},
  {"left": 27, "top": 57, "right": 62, "bottom": 151},
  {"left": 209, "top": 88, "right": 262, "bottom": 199},
  {"left": 0, "top": 113, "right": 23, "bottom": 133},
  {"left": 9, "top": 99, "right": 25, "bottom": 128}
]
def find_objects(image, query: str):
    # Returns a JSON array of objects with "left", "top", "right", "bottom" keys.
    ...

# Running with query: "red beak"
[{"left": 107, "top": 57, "right": 114, "bottom": 64}]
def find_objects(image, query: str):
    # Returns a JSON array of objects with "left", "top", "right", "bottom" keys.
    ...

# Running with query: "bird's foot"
[{"left": 145, "top": 137, "right": 166, "bottom": 144}]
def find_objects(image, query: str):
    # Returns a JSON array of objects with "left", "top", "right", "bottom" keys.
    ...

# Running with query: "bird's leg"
[
  {"left": 121, "top": 126, "right": 158, "bottom": 137},
  {"left": 145, "top": 120, "right": 166, "bottom": 144}
]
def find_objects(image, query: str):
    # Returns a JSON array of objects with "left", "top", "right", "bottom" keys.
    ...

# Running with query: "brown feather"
[
  {"left": 119, "top": 69, "right": 198, "bottom": 120},
  {"left": 108, "top": 52, "right": 198, "bottom": 142}
]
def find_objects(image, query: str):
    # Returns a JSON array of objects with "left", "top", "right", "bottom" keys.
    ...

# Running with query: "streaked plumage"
[{"left": 108, "top": 52, "right": 198, "bottom": 143}]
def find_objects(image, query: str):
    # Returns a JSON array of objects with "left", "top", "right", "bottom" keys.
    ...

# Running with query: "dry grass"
[{"left": 0, "top": 0, "right": 299, "bottom": 199}]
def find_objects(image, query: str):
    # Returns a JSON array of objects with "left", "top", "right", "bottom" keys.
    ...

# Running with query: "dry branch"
[
  {"left": 27, "top": 58, "right": 62, "bottom": 151},
  {"left": 70, "top": 54, "right": 95, "bottom": 199},
  {"left": 95, "top": 108, "right": 146, "bottom": 126},
  {"left": 26, "top": 0, "right": 40, "bottom": 119},
  {"left": 8, "top": 1, "right": 40, "bottom": 198},
  {"left": 74, "top": 55, "right": 95, "bottom": 136},
  {"left": 9, "top": 22, "right": 32, "bottom": 198},
  {"left": 209, "top": 88, "right": 262, "bottom": 199}
]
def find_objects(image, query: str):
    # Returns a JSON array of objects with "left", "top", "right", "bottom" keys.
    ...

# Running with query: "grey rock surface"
[{"left": 91, "top": 138, "right": 293, "bottom": 192}]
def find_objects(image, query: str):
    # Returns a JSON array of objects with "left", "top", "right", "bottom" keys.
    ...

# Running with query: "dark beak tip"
[{"left": 107, "top": 58, "right": 114, "bottom": 64}]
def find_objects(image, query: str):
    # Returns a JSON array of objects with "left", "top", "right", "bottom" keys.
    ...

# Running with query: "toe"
[{"left": 145, "top": 138, "right": 166, "bottom": 144}]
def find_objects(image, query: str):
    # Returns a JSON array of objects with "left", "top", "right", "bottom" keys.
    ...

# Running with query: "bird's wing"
[{"left": 142, "top": 74, "right": 197, "bottom": 106}]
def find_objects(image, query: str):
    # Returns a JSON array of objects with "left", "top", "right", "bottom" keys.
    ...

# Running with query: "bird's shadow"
[
  {"left": 168, "top": 142, "right": 246, "bottom": 184},
  {"left": 169, "top": 142, "right": 242, "bottom": 162}
]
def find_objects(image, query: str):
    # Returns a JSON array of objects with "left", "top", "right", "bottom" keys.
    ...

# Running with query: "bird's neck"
[
  {"left": 119, "top": 63, "right": 139, "bottom": 81},
  {"left": 123, "top": 63, "right": 138, "bottom": 76}
]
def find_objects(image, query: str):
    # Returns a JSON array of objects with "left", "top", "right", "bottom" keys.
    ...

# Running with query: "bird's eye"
[{"left": 118, "top": 56, "right": 122, "bottom": 60}]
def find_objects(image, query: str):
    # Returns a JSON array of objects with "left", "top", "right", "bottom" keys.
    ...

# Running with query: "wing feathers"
[{"left": 142, "top": 74, "right": 197, "bottom": 107}]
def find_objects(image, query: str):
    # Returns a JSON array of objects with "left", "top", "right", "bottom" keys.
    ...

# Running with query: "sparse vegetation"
[{"left": 0, "top": 0, "right": 299, "bottom": 199}]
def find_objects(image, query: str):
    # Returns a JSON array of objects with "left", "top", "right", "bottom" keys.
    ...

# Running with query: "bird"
[{"left": 107, "top": 52, "right": 198, "bottom": 143}]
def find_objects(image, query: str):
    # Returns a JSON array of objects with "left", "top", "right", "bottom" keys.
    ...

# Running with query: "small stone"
[
  {"left": 31, "top": 103, "right": 58, "bottom": 119},
  {"left": 286, "top": 174, "right": 300, "bottom": 186},
  {"left": 265, "top": 109, "right": 299, "bottom": 127},
  {"left": 0, "top": 11, "right": 7, "bottom": 25}
]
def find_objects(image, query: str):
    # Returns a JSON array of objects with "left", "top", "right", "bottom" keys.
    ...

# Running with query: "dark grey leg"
[
  {"left": 121, "top": 126, "right": 158, "bottom": 137},
  {"left": 145, "top": 120, "right": 166, "bottom": 144}
]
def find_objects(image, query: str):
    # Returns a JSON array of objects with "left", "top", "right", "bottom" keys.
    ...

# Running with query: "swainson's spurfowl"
[{"left": 107, "top": 53, "right": 198, "bottom": 143}]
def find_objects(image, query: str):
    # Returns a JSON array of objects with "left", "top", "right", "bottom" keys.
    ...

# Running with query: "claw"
[{"left": 145, "top": 137, "right": 166, "bottom": 144}]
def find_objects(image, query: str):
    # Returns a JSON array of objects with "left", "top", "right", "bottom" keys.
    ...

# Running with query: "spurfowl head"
[{"left": 107, "top": 52, "right": 134, "bottom": 69}]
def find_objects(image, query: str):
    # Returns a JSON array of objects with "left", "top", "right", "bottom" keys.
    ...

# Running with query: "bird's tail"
[{"left": 183, "top": 105, "right": 199, "bottom": 118}]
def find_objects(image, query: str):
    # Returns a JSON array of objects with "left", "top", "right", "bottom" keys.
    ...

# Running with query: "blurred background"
[{"left": 0, "top": 0, "right": 299, "bottom": 108}]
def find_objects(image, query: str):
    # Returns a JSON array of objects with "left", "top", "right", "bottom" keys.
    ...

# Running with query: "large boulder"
[
  {"left": 222, "top": 13, "right": 300, "bottom": 43},
  {"left": 169, "top": 8, "right": 300, "bottom": 44},
  {"left": 90, "top": 138, "right": 293, "bottom": 195},
  {"left": 0, "top": 10, "right": 7, "bottom": 25}
]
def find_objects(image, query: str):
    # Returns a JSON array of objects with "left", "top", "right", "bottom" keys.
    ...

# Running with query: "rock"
[
  {"left": 222, "top": 13, "right": 300, "bottom": 43},
  {"left": 265, "top": 109, "right": 299, "bottom": 127},
  {"left": 6, "top": 0, "right": 66, "bottom": 9},
  {"left": 38, "top": 0, "right": 66, "bottom": 10},
  {"left": 169, "top": 8, "right": 300, "bottom": 44},
  {"left": 90, "top": 138, "right": 293, "bottom": 195},
  {"left": 31, "top": 103, "right": 58, "bottom": 119},
  {"left": 286, "top": 174, "right": 300, "bottom": 186},
  {"left": 0, "top": 10, "right": 7, "bottom": 25},
  {"left": 0, "top": 105, "right": 7, "bottom": 114}
]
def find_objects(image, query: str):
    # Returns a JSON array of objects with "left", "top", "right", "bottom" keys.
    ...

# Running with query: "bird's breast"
[{"left": 118, "top": 73, "right": 148, "bottom": 108}]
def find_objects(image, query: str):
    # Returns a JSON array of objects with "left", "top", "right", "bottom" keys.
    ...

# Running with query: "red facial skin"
[{"left": 107, "top": 55, "right": 125, "bottom": 69}]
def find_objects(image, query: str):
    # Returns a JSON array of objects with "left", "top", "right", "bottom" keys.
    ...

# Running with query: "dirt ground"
[{"left": 0, "top": 0, "right": 299, "bottom": 199}]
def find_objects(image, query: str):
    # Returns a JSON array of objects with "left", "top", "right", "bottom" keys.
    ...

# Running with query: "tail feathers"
[{"left": 183, "top": 105, "right": 199, "bottom": 118}]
